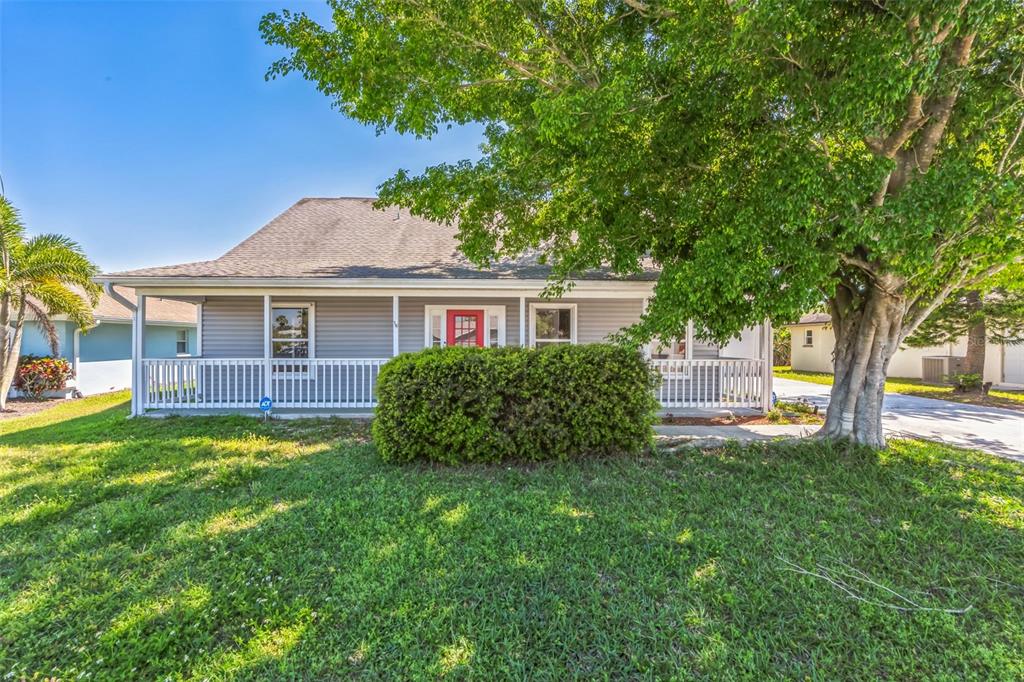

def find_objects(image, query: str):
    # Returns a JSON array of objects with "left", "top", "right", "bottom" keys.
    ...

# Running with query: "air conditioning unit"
[{"left": 921, "top": 356, "right": 967, "bottom": 384}]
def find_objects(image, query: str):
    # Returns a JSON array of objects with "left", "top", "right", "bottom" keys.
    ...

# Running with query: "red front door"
[{"left": 446, "top": 310, "right": 485, "bottom": 347}]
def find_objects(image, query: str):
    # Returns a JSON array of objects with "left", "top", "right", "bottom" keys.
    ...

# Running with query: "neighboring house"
[
  {"left": 97, "top": 197, "right": 773, "bottom": 416},
  {"left": 15, "top": 287, "right": 197, "bottom": 397},
  {"left": 788, "top": 313, "right": 1023, "bottom": 387}
]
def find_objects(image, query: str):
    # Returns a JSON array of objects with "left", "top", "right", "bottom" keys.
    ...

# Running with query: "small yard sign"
[{"left": 259, "top": 396, "right": 273, "bottom": 412}]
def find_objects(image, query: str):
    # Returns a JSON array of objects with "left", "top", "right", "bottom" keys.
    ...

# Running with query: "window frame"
[
  {"left": 175, "top": 328, "right": 190, "bottom": 357},
  {"left": 270, "top": 302, "right": 316, "bottom": 375},
  {"left": 803, "top": 329, "right": 814, "bottom": 347},
  {"left": 529, "top": 302, "right": 577, "bottom": 348},
  {"left": 423, "top": 305, "right": 506, "bottom": 348}
]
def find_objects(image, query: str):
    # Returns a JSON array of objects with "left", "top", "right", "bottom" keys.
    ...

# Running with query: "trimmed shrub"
[
  {"left": 372, "top": 343, "right": 659, "bottom": 464},
  {"left": 14, "top": 355, "right": 74, "bottom": 399}
]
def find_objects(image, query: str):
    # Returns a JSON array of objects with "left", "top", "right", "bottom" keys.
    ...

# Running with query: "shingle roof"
[
  {"left": 96, "top": 286, "right": 197, "bottom": 324},
  {"left": 791, "top": 312, "right": 832, "bottom": 325},
  {"left": 27, "top": 286, "right": 196, "bottom": 325},
  {"left": 103, "top": 197, "right": 657, "bottom": 281}
]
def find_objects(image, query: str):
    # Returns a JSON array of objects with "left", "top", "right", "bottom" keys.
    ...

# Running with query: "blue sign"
[{"left": 259, "top": 396, "right": 273, "bottom": 412}]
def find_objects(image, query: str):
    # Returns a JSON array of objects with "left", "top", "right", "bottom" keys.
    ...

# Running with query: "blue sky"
[{"left": 1, "top": 0, "right": 481, "bottom": 272}]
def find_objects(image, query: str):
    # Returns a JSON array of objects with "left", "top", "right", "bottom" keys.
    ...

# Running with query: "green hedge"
[{"left": 372, "top": 344, "right": 659, "bottom": 464}]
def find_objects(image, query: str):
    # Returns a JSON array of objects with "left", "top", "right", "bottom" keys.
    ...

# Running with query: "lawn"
[
  {"left": 775, "top": 366, "right": 1024, "bottom": 411},
  {"left": 1, "top": 393, "right": 1022, "bottom": 679}
]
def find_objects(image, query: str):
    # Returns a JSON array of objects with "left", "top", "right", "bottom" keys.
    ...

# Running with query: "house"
[
  {"left": 16, "top": 287, "right": 197, "bottom": 397},
  {"left": 96, "top": 197, "right": 773, "bottom": 416},
  {"left": 788, "top": 313, "right": 1023, "bottom": 387}
]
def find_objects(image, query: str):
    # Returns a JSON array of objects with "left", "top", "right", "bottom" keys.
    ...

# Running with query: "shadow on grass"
[{"left": 0, "top": 403, "right": 1022, "bottom": 679}]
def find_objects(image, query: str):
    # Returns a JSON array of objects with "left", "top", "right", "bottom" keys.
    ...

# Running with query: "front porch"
[
  {"left": 138, "top": 356, "right": 771, "bottom": 414},
  {"left": 129, "top": 290, "right": 773, "bottom": 415}
]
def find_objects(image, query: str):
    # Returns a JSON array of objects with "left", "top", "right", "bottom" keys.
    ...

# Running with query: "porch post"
[
  {"left": 133, "top": 295, "right": 146, "bottom": 416},
  {"left": 685, "top": 320, "right": 694, "bottom": 360},
  {"left": 519, "top": 296, "right": 526, "bottom": 347},
  {"left": 195, "top": 303, "right": 203, "bottom": 357},
  {"left": 392, "top": 295, "right": 400, "bottom": 356},
  {"left": 641, "top": 298, "right": 651, "bottom": 359},
  {"left": 765, "top": 317, "right": 770, "bottom": 411},
  {"left": 263, "top": 295, "right": 272, "bottom": 400},
  {"left": 761, "top": 319, "right": 773, "bottom": 414}
]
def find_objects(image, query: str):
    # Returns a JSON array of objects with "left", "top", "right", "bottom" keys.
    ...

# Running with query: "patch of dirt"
[{"left": 0, "top": 397, "right": 68, "bottom": 419}]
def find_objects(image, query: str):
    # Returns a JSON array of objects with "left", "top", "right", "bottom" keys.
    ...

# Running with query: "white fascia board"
[
  {"left": 104, "top": 280, "right": 655, "bottom": 300},
  {"left": 96, "top": 275, "right": 656, "bottom": 296}
]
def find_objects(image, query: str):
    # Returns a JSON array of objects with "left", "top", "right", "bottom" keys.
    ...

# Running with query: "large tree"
[
  {"left": 262, "top": 0, "right": 1024, "bottom": 447},
  {"left": 0, "top": 196, "right": 100, "bottom": 408}
]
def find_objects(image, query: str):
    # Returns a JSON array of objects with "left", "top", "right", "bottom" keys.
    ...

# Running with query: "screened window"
[
  {"left": 532, "top": 305, "right": 575, "bottom": 347},
  {"left": 272, "top": 306, "right": 311, "bottom": 358},
  {"left": 804, "top": 329, "right": 814, "bottom": 347},
  {"left": 175, "top": 329, "right": 189, "bottom": 355}
]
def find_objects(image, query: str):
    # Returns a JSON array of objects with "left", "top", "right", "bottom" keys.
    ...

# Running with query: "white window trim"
[
  {"left": 271, "top": 302, "right": 316, "bottom": 376},
  {"left": 529, "top": 302, "right": 577, "bottom": 347},
  {"left": 175, "top": 328, "right": 190, "bottom": 357},
  {"left": 423, "top": 305, "right": 506, "bottom": 348}
]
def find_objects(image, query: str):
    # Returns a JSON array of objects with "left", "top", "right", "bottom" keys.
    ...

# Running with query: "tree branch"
[{"left": 621, "top": 0, "right": 676, "bottom": 19}]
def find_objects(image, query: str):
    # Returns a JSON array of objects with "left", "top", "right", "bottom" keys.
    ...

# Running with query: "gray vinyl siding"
[
  {"left": 692, "top": 339, "right": 721, "bottom": 359},
  {"left": 313, "top": 297, "right": 392, "bottom": 357},
  {"left": 201, "top": 294, "right": 647, "bottom": 357},
  {"left": 571, "top": 298, "right": 644, "bottom": 344},
  {"left": 202, "top": 297, "right": 264, "bottom": 358}
]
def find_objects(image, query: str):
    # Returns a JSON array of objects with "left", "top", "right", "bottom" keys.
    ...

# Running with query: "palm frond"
[
  {"left": 18, "top": 234, "right": 101, "bottom": 302},
  {"left": 0, "top": 196, "right": 27, "bottom": 274},
  {"left": 26, "top": 281, "right": 95, "bottom": 332},
  {"left": 24, "top": 298, "right": 61, "bottom": 356}
]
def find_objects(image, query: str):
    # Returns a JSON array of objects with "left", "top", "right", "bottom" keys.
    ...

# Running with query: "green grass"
[
  {"left": 1, "top": 392, "right": 1023, "bottom": 679},
  {"left": 775, "top": 366, "right": 1024, "bottom": 410}
]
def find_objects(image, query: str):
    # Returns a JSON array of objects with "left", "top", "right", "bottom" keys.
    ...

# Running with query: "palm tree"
[{"left": 0, "top": 196, "right": 100, "bottom": 408}]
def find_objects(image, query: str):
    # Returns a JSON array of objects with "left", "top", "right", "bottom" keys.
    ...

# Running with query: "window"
[
  {"left": 272, "top": 304, "right": 314, "bottom": 358},
  {"left": 530, "top": 303, "right": 576, "bottom": 347},
  {"left": 804, "top": 329, "right": 814, "bottom": 347},
  {"left": 175, "top": 329, "right": 189, "bottom": 356},
  {"left": 424, "top": 306, "right": 505, "bottom": 348},
  {"left": 651, "top": 338, "right": 686, "bottom": 360}
]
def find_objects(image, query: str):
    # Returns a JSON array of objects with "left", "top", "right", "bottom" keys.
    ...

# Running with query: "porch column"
[
  {"left": 685, "top": 320, "right": 694, "bottom": 360},
  {"left": 519, "top": 296, "right": 526, "bottom": 347},
  {"left": 132, "top": 295, "right": 146, "bottom": 416},
  {"left": 195, "top": 303, "right": 203, "bottom": 357},
  {"left": 392, "top": 295, "right": 400, "bottom": 356},
  {"left": 761, "top": 319, "right": 773, "bottom": 414},
  {"left": 263, "top": 295, "right": 272, "bottom": 399},
  {"left": 641, "top": 298, "right": 651, "bottom": 359}
]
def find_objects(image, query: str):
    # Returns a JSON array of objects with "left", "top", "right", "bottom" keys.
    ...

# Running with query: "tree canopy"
[{"left": 262, "top": 0, "right": 1024, "bottom": 445}]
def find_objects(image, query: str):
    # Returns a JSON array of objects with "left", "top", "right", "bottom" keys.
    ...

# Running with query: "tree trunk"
[
  {"left": 819, "top": 286, "right": 904, "bottom": 448},
  {"left": 0, "top": 297, "right": 26, "bottom": 411},
  {"left": 963, "top": 289, "right": 986, "bottom": 385}
]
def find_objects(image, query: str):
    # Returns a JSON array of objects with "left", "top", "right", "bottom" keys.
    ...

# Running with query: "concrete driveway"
[{"left": 774, "top": 377, "right": 1024, "bottom": 460}]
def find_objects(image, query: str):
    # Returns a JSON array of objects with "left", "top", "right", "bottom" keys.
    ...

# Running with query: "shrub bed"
[
  {"left": 372, "top": 344, "right": 659, "bottom": 463},
  {"left": 14, "top": 355, "right": 73, "bottom": 399}
]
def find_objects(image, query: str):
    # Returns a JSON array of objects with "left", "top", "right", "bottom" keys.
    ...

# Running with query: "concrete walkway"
[
  {"left": 655, "top": 424, "right": 816, "bottom": 440},
  {"left": 774, "top": 377, "right": 1024, "bottom": 460}
]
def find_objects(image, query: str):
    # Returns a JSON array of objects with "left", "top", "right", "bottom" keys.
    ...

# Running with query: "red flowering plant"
[{"left": 13, "top": 355, "right": 74, "bottom": 399}]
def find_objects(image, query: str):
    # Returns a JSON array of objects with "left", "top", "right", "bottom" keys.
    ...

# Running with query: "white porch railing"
[
  {"left": 140, "top": 358, "right": 385, "bottom": 410},
  {"left": 652, "top": 359, "right": 765, "bottom": 410},
  {"left": 141, "top": 357, "right": 766, "bottom": 412}
]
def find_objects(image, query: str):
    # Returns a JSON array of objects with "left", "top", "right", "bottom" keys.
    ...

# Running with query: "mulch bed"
[
  {"left": 0, "top": 397, "right": 68, "bottom": 419},
  {"left": 662, "top": 414, "right": 775, "bottom": 426}
]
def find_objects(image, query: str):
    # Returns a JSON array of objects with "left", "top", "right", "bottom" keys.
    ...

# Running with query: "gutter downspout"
[{"left": 104, "top": 283, "right": 139, "bottom": 416}]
